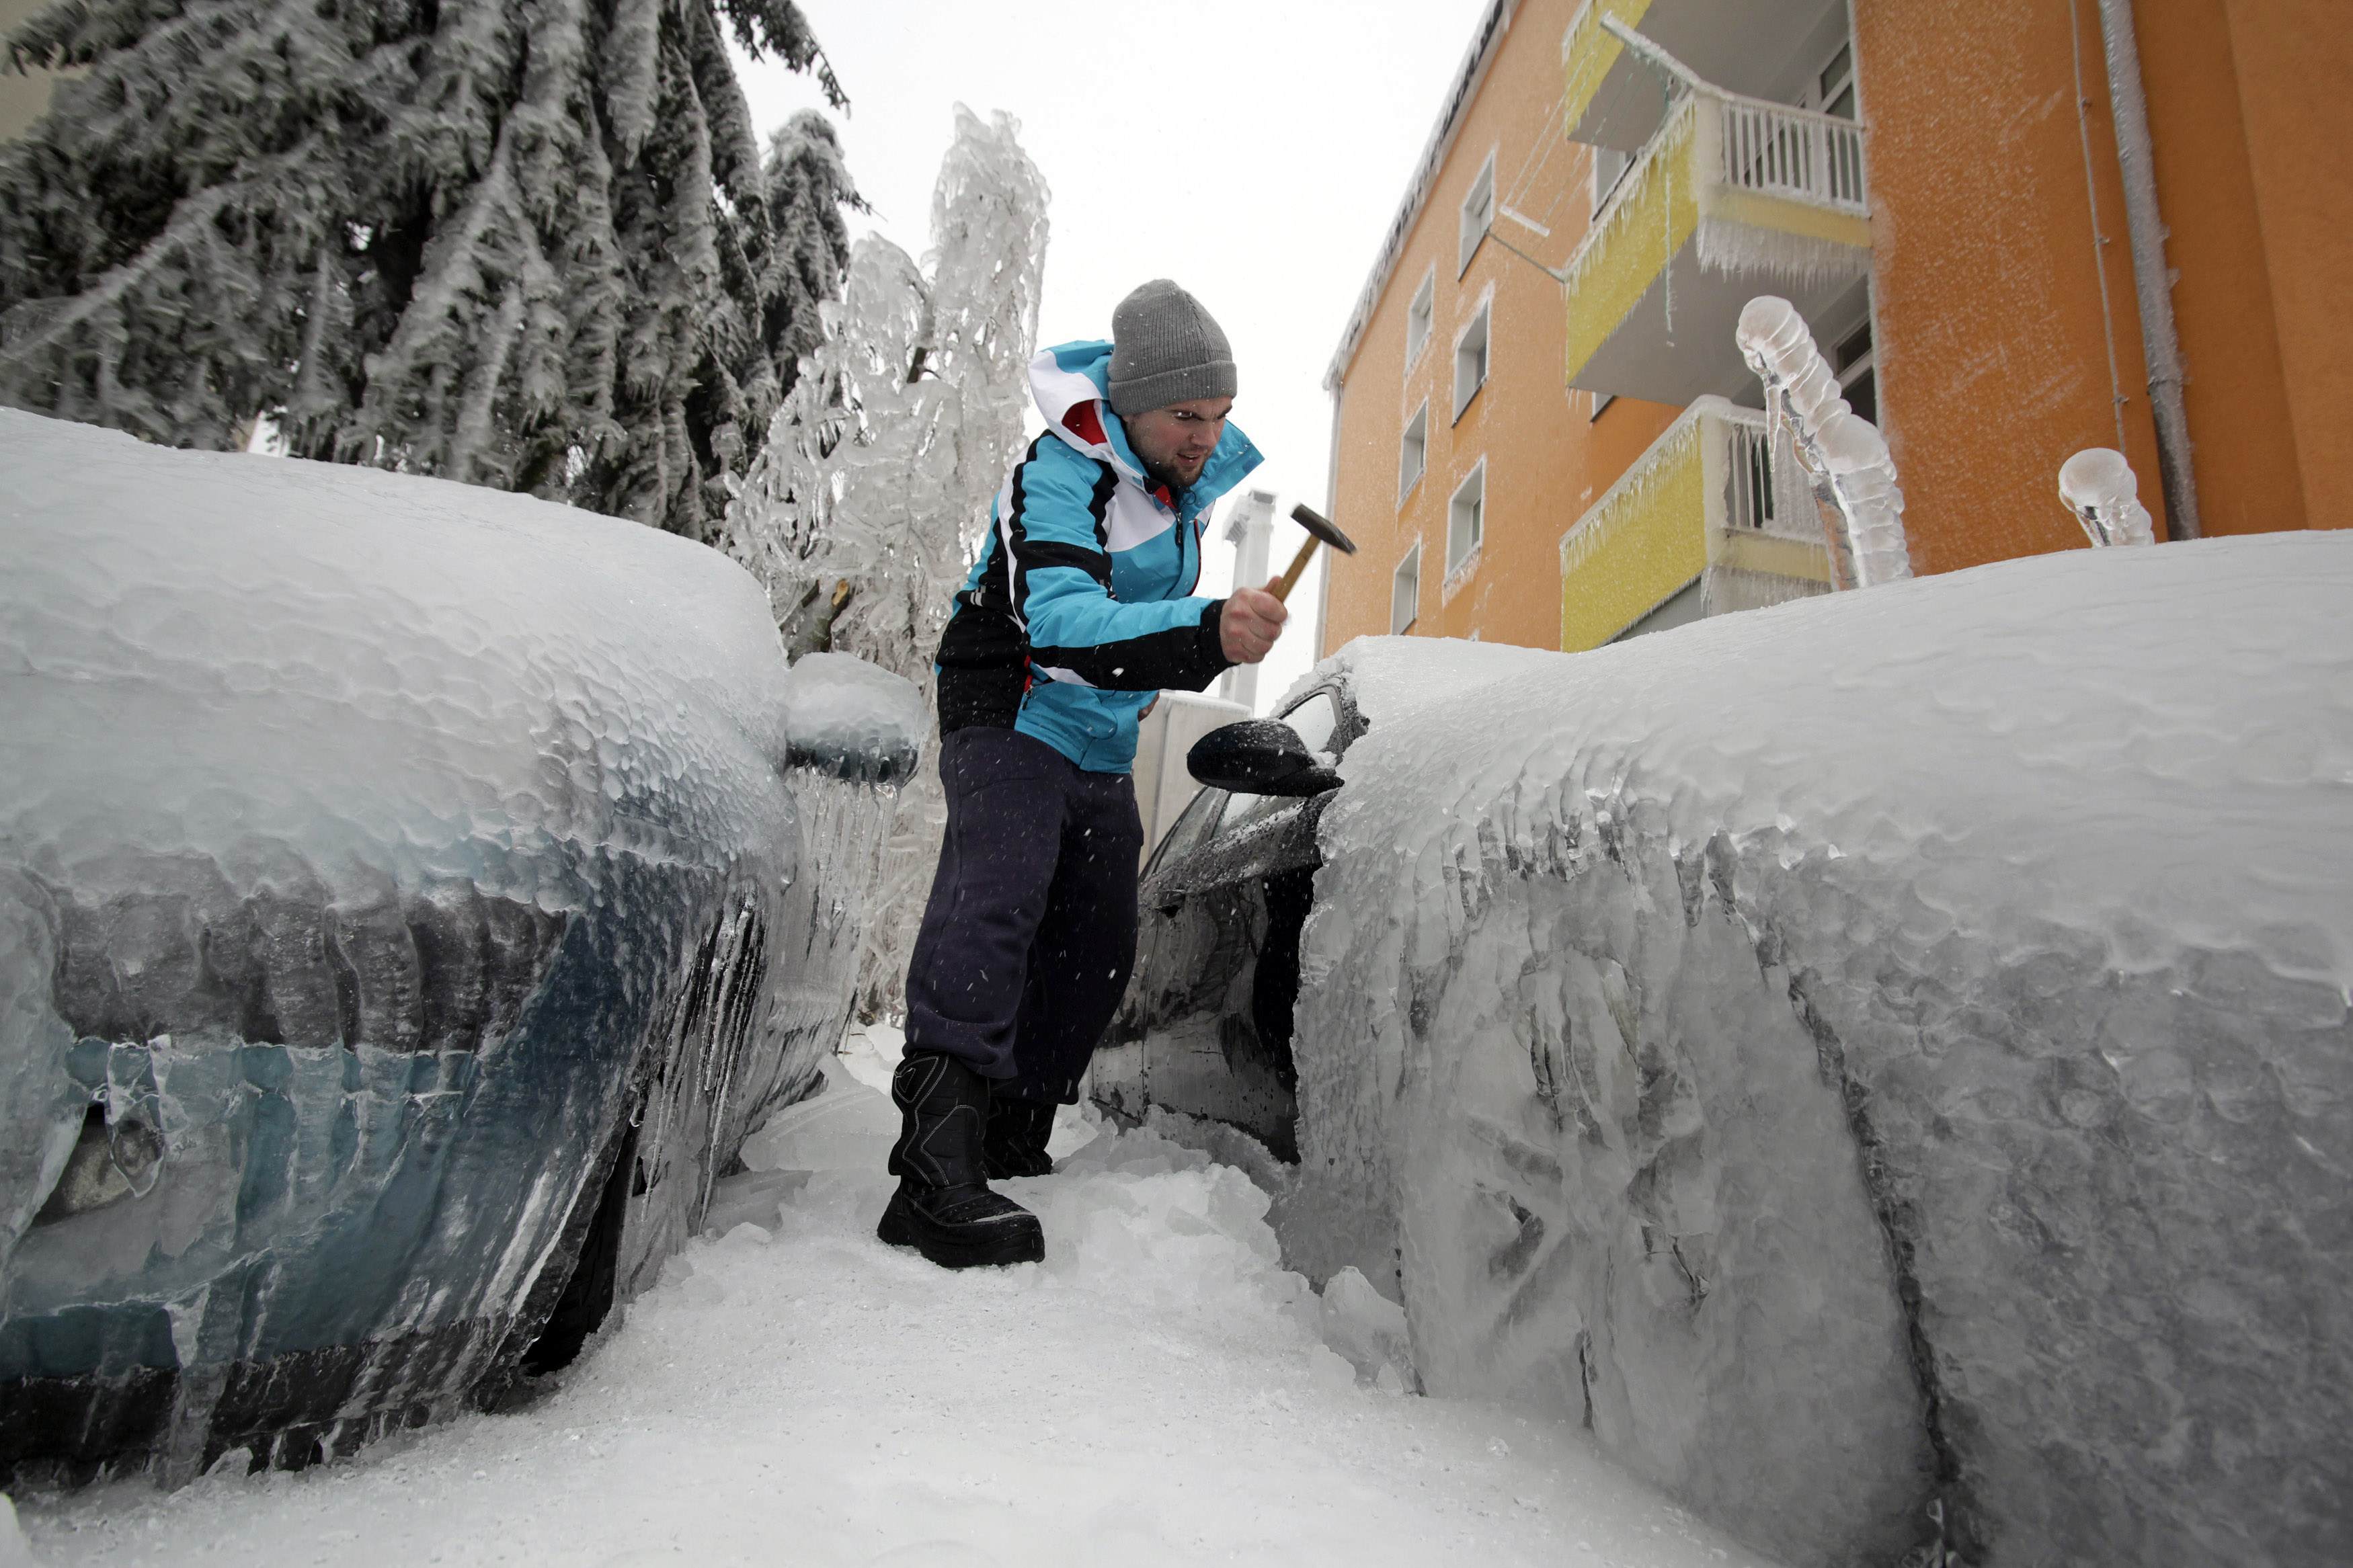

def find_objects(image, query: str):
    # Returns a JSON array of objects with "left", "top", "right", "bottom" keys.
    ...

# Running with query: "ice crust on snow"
[
  {"left": 1285, "top": 534, "right": 2353, "bottom": 1566},
  {"left": 15, "top": 1065, "right": 1780, "bottom": 1568},
  {"left": 0, "top": 411, "right": 902, "bottom": 1480}
]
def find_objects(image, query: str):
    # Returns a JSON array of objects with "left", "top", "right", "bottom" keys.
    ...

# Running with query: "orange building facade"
[{"left": 1321, "top": 0, "right": 2350, "bottom": 658}]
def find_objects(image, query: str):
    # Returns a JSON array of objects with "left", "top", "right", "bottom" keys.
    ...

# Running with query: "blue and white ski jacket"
[{"left": 934, "top": 339, "right": 1263, "bottom": 773}]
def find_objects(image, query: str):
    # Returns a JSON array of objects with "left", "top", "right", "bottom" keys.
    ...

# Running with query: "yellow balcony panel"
[
  {"left": 1560, "top": 396, "right": 1828, "bottom": 651},
  {"left": 1563, "top": 0, "right": 1853, "bottom": 153},
  {"left": 1563, "top": 90, "right": 1870, "bottom": 408}
]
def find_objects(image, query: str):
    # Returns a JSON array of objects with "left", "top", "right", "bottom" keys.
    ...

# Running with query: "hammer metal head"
[{"left": 1289, "top": 503, "right": 1359, "bottom": 556}]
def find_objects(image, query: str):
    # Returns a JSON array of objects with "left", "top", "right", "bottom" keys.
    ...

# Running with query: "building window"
[
  {"left": 1391, "top": 542, "right": 1421, "bottom": 634},
  {"left": 1447, "top": 461, "right": 1484, "bottom": 574},
  {"left": 1591, "top": 146, "right": 1632, "bottom": 217},
  {"left": 1589, "top": 391, "right": 1616, "bottom": 422},
  {"left": 1405, "top": 270, "right": 1435, "bottom": 366},
  {"left": 1813, "top": 42, "right": 1856, "bottom": 120},
  {"left": 1833, "top": 319, "right": 1876, "bottom": 425},
  {"left": 1453, "top": 300, "right": 1490, "bottom": 421},
  {"left": 1398, "top": 403, "right": 1427, "bottom": 501},
  {"left": 1458, "top": 150, "right": 1495, "bottom": 276}
]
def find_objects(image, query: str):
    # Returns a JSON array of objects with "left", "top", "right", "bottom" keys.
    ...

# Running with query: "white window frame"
[
  {"left": 1590, "top": 145, "right": 1632, "bottom": 218},
  {"left": 1452, "top": 292, "right": 1492, "bottom": 423},
  {"left": 1804, "top": 39, "right": 1857, "bottom": 120},
  {"left": 1390, "top": 542, "right": 1422, "bottom": 634},
  {"left": 1398, "top": 402, "right": 1428, "bottom": 502},
  {"left": 1447, "top": 460, "right": 1486, "bottom": 577},
  {"left": 1458, "top": 147, "right": 1496, "bottom": 276},
  {"left": 1404, "top": 267, "right": 1436, "bottom": 368}
]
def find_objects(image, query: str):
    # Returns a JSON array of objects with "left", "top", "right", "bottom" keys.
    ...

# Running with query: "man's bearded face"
[{"left": 1125, "top": 395, "right": 1233, "bottom": 493}]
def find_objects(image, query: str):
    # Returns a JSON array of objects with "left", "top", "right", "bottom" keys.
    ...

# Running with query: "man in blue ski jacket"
[{"left": 878, "top": 280, "right": 1287, "bottom": 1269}]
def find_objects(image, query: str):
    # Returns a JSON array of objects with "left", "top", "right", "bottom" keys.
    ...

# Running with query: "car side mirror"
[{"left": 1187, "top": 720, "right": 1342, "bottom": 797}]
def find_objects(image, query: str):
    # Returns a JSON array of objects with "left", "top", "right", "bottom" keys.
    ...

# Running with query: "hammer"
[{"left": 1271, "top": 503, "right": 1358, "bottom": 603}]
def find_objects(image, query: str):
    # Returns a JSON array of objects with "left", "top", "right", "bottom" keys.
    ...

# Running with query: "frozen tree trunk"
[{"left": 719, "top": 106, "right": 1049, "bottom": 1020}]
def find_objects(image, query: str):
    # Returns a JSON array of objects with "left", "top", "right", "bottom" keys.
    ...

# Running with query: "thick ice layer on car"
[
  {"left": 0, "top": 411, "right": 898, "bottom": 1483},
  {"left": 1287, "top": 533, "right": 2353, "bottom": 1567},
  {"left": 781, "top": 651, "right": 928, "bottom": 781}
]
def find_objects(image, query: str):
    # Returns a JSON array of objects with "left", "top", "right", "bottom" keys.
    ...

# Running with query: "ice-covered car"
[
  {"left": 0, "top": 412, "right": 920, "bottom": 1486},
  {"left": 1096, "top": 639, "right": 1544, "bottom": 1163},
  {"left": 1098, "top": 535, "right": 2353, "bottom": 1568}
]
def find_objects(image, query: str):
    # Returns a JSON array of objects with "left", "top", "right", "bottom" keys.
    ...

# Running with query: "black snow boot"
[
  {"left": 877, "top": 1051, "right": 1045, "bottom": 1269},
  {"left": 983, "top": 1096, "right": 1058, "bottom": 1181}
]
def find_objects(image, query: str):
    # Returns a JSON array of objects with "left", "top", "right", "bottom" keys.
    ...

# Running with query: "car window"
[
  {"left": 1222, "top": 788, "right": 1291, "bottom": 832},
  {"left": 1145, "top": 784, "right": 1228, "bottom": 878},
  {"left": 1282, "top": 691, "right": 1341, "bottom": 759}
]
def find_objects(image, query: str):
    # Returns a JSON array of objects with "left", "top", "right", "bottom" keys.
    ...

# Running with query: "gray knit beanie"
[{"left": 1107, "top": 280, "right": 1236, "bottom": 417}]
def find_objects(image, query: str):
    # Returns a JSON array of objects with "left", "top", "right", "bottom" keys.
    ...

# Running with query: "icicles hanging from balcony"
[
  {"left": 1737, "top": 295, "right": 1913, "bottom": 590},
  {"left": 2058, "top": 448, "right": 2157, "bottom": 546}
]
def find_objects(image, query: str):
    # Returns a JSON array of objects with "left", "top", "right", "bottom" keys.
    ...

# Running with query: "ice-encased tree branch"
[
  {"left": 720, "top": 106, "right": 1049, "bottom": 1017},
  {"left": 2057, "top": 447, "right": 2156, "bottom": 547},
  {"left": 1737, "top": 295, "right": 1913, "bottom": 589},
  {"left": 0, "top": 0, "right": 854, "bottom": 542}
]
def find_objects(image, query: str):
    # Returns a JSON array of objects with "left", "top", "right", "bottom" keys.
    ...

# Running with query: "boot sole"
[{"left": 876, "top": 1192, "right": 1045, "bottom": 1270}]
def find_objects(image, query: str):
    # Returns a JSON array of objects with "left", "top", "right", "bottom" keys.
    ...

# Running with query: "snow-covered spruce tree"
[
  {"left": 0, "top": 0, "right": 856, "bottom": 540},
  {"left": 723, "top": 105, "right": 1049, "bottom": 1016}
]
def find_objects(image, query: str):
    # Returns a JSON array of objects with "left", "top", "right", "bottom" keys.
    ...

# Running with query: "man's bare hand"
[{"left": 1220, "top": 579, "right": 1288, "bottom": 665}]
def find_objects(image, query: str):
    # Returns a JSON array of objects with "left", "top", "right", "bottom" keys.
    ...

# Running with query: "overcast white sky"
[{"left": 737, "top": 0, "right": 1488, "bottom": 711}]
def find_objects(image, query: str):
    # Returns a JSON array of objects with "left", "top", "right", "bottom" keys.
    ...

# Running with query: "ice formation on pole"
[
  {"left": 2057, "top": 446, "right": 2157, "bottom": 546},
  {"left": 1736, "top": 294, "right": 1912, "bottom": 588},
  {"left": 720, "top": 106, "right": 1049, "bottom": 1015}
]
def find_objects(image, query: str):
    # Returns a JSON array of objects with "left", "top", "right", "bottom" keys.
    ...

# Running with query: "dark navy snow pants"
[{"left": 904, "top": 725, "right": 1144, "bottom": 1105}]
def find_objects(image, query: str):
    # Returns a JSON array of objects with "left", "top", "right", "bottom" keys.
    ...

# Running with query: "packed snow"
[
  {"left": 11, "top": 1031, "right": 1778, "bottom": 1568},
  {"left": 1281, "top": 531, "right": 2353, "bottom": 1565}
]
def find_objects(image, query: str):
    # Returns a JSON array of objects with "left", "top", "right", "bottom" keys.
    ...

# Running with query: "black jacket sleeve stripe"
[
  {"left": 1029, "top": 601, "right": 1230, "bottom": 692},
  {"left": 1007, "top": 447, "right": 1119, "bottom": 621},
  {"left": 1020, "top": 540, "right": 1113, "bottom": 586}
]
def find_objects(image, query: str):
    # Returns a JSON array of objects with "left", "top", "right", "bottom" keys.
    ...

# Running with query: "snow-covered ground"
[{"left": 9, "top": 1029, "right": 1778, "bottom": 1568}]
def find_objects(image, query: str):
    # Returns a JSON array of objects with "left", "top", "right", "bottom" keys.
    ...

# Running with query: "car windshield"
[{"left": 1144, "top": 783, "right": 1228, "bottom": 877}]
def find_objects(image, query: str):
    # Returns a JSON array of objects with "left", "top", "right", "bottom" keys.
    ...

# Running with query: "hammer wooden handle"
[{"left": 1271, "top": 535, "right": 1319, "bottom": 604}]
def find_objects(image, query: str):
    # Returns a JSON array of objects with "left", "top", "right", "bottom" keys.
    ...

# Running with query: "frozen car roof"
[{"left": 1281, "top": 634, "right": 1565, "bottom": 731}]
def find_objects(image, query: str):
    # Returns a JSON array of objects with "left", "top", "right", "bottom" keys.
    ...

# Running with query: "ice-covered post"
[
  {"left": 2057, "top": 447, "right": 2157, "bottom": 547},
  {"left": 1737, "top": 295, "right": 1913, "bottom": 589}
]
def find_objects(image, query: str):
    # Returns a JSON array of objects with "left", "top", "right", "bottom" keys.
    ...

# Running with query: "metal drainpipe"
[{"left": 2095, "top": 0, "right": 2202, "bottom": 539}]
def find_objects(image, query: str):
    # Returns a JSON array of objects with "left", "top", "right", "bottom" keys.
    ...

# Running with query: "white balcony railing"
[{"left": 1714, "top": 92, "right": 1868, "bottom": 213}]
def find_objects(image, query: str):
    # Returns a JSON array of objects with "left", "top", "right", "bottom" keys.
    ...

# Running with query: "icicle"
[
  {"left": 1737, "top": 294, "right": 1911, "bottom": 589},
  {"left": 2057, "top": 448, "right": 2156, "bottom": 546},
  {"left": 1693, "top": 217, "right": 1870, "bottom": 290}
]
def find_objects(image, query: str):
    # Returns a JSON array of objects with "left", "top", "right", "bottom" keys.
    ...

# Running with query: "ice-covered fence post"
[
  {"left": 2057, "top": 447, "right": 2157, "bottom": 547},
  {"left": 1737, "top": 295, "right": 1913, "bottom": 589}
]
